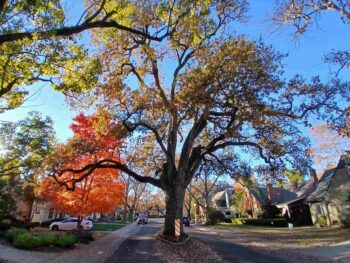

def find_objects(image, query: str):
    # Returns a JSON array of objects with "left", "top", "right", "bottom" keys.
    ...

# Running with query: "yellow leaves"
[{"left": 105, "top": 0, "right": 136, "bottom": 27}]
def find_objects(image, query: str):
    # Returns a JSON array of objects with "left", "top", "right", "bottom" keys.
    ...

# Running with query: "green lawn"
[{"left": 92, "top": 223, "right": 126, "bottom": 232}]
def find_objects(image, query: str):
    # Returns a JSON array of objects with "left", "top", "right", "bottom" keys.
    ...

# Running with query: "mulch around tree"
[{"left": 154, "top": 238, "right": 226, "bottom": 263}]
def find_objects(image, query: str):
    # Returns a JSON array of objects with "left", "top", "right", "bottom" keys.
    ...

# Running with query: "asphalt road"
[
  {"left": 105, "top": 219, "right": 293, "bottom": 263},
  {"left": 187, "top": 227, "right": 292, "bottom": 263},
  {"left": 104, "top": 218, "right": 166, "bottom": 263}
]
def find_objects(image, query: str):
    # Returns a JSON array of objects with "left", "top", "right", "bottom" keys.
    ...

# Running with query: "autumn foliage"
[{"left": 42, "top": 113, "right": 124, "bottom": 217}]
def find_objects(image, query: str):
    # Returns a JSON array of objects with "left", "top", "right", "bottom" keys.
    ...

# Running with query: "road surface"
[
  {"left": 105, "top": 219, "right": 293, "bottom": 263},
  {"left": 105, "top": 218, "right": 165, "bottom": 263}
]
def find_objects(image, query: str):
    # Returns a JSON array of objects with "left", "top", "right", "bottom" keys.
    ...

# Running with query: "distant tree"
[
  {"left": 187, "top": 155, "right": 232, "bottom": 222},
  {"left": 273, "top": 1, "right": 350, "bottom": 134},
  {"left": 42, "top": 113, "right": 124, "bottom": 228},
  {"left": 309, "top": 123, "right": 350, "bottom": 173},
  {"left": 121, "top": 173, "right": 147, "bottom": 222},
  {"left": 284, "top": 169, "right": 304, "bottom": 190},
  {"left": 0, "top": 112, "right": 55, "bottom": 220}
]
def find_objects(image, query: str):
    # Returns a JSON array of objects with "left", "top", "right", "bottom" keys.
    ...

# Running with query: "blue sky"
[{"left": 0, "top": 0, "right": 349, "bottom": 144}]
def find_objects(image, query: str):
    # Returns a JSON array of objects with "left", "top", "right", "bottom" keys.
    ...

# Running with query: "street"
[
  {"left": 105, "top": 218, "right": 165, "bottom": 263},
  {"left": 105, "top": 218, "right": 292, "bottom": 263}
]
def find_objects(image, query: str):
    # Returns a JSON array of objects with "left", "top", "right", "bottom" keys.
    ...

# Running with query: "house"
[
  {"left": 212, "top": 188, "right": 235, "bottom": 219},
  {"left": 275, "top": 178, "right": 316, "bottom": 225},
  {"left": 275, "top": 152, "right": 350, "bottom": 227},
  {"left": 30, "top": 199, "right": 69, "bottom": 223},
  {"left": 233, "top": 176, "right": 300, "bottom": 218},
  {"left": 305, "top": 152, "right": 350, "bottom": 226},
  {"left": 234, "top": 173, "right": 315, "bottom": 223}
]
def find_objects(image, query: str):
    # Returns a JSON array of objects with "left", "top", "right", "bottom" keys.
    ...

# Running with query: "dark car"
[
  {"left": 183, "top": 217, "right": 190, "bottom": 227},
  {"left": 137, "top": 216, "right": 148, "bottom": 225}
]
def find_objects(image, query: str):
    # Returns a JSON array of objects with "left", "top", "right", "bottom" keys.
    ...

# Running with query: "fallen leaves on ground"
[{"left": 154, "top": 238, "right": 226, "bottom": 263}]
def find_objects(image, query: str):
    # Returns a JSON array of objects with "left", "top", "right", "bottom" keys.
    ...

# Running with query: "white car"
[{"left": 50, "top": 218, "right": 93, "bottom": 231}]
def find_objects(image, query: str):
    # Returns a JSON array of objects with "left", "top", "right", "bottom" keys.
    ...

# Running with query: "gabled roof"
[
  {"left": 250, "top": 181, "right": 315, "bottom": 206},
  {"left": 305, "top": 168, "right": 335, "bottom": 203},
  {"left": 212, "top": 188, "right": 234, "bottom": 201},
  {"left": 274, "top": 180, "right": 316, "bottom": 207}
]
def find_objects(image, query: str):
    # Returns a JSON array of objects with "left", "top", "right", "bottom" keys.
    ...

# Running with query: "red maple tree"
[{"left": 42, "top": 113, "right": 125, "bottom": 218}]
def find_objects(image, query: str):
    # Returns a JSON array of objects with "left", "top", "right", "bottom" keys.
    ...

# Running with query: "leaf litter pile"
[{"left": 154, "top": 238, "right": 226, "bottom": 263}]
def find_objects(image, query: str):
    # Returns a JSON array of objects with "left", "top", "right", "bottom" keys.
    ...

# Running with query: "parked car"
[
  {"left": 183, "top": 217, "right": 190, "bottom": 227},
  {"left": 50, "top": 217, "right": 93, "bottom": 231},
  {"left": 137, "top": 215, "right": 148, "bottom": 225}
]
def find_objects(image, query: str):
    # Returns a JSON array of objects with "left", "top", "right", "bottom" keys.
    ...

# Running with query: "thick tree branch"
[
  {"left": 0, "top": 19, "right": 171, "bottom": 46},
  {"left": 51, "top": 159, "right": 163, "bottom": 190}
]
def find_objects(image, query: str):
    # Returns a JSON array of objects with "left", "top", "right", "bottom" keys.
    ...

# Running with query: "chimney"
[
  {"left": 267, "top": 183, "right": 275, "bottom": 204},
  {"left": 310, "top": 168, "right": 318, "bottom": 184}
]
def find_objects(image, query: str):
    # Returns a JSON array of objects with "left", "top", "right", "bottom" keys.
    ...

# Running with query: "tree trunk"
[
  {"left": 164, "top": 185, "right": 186, "bottom": 236},
  {"left": 77, "top": 216, "right": 83, "bottom": 231},
  {"left": 122, "top": 199, "right": 128, "bottom": 223},
  {"left": 204, "top": 194, "right": 210, "bottom": 223}
]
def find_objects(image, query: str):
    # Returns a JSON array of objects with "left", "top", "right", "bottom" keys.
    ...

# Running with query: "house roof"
[
  {"left": 305, "top": 168, "right": 335, "bottom": 203},
  {"left": 250, "top": 181, "right": 314, "bottom": 206},
  {"left": 212, "top": 188, "right": 234, "bottom": 201},
  {"left": 306, "top": 168, "right": 335, "bottom": 203}
]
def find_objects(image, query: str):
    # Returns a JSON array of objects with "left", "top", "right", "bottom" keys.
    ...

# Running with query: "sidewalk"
[{"left": 0, "top": 222, "right": 138, "bottom": 263}]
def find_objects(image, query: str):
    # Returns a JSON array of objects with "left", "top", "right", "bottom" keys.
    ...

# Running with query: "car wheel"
[{"left": 52, "top": 225, "right": 59, "bottom": 231}]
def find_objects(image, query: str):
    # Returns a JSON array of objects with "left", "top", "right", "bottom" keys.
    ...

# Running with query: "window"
[{"left": 48, "top": 208, "right": 54, "bottom": 219}]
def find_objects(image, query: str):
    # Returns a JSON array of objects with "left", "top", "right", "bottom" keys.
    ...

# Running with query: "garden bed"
[{"left": 0, "top": 228, "right": 94, "bottom": 251}]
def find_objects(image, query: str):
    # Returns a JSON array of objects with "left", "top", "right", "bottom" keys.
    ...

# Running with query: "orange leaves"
[{"left": 42, "top": 113, "right": 125, "bottom": 216}]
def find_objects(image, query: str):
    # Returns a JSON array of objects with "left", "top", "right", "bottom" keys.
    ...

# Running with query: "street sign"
[{"left": 175, "top": 219, "right": 180, "bottom": 237}]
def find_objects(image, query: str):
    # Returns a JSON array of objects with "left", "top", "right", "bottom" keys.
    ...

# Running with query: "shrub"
[
  {"left": 0, "top": 219, "right": 12, "bottom": 231},
  {"left": 71, "top": 230, "right": 94, "bottom": 244},
  {"left": 207, "top": 210, "right": 226, "bottom": 225},
  {"left": 13, "top": 233, "right": 41, "bottom": 249},
  {"left": 30, "top": 222, "right": 40, "bottom": 228},
  {"left": 5, "top": 228, "right": 27, "bottom": 242},
  {"left": 54, "top": 234, "right": 76, "bottom": 248},
  {"left": 37, "top": 233, "right": 56, "bottom": 247},
  {"left": 231, "top": 218, "right": 243, "bottom": 225},
  {"left": 319, "top": 215, "right": 328, "bottom": 227}
]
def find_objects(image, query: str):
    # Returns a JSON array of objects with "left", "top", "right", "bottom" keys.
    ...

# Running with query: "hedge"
[{"left": 0, "top": 228, "right": 77, "bottom": 250}]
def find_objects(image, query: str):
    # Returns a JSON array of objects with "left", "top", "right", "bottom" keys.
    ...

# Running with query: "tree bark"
[{"left": 164, "top": 184, "right": 186, "bottom": 236}]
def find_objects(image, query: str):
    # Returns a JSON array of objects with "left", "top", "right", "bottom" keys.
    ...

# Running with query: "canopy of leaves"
[
  {"left": 51, "top": 0, "right": 350, "bottom": 194},
  {"left": 0, "top": 111, "right": 55, "bottom": 217},
  {"left": 0, "top": 111, "right": 55, "bottom": 184},
  {"left": 0, "top": 1, "right": 103, "bottom": 112},
  {"left": 284, "top": 169, "right": 304, "bottom": 186},
  {"left": 42, "top": 113, "right": 124, "bottom": 216}
]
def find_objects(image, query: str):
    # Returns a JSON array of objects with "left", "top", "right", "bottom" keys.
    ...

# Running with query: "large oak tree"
[{"left": 49, "top": 0, "right": 348, "bottom": 237}]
